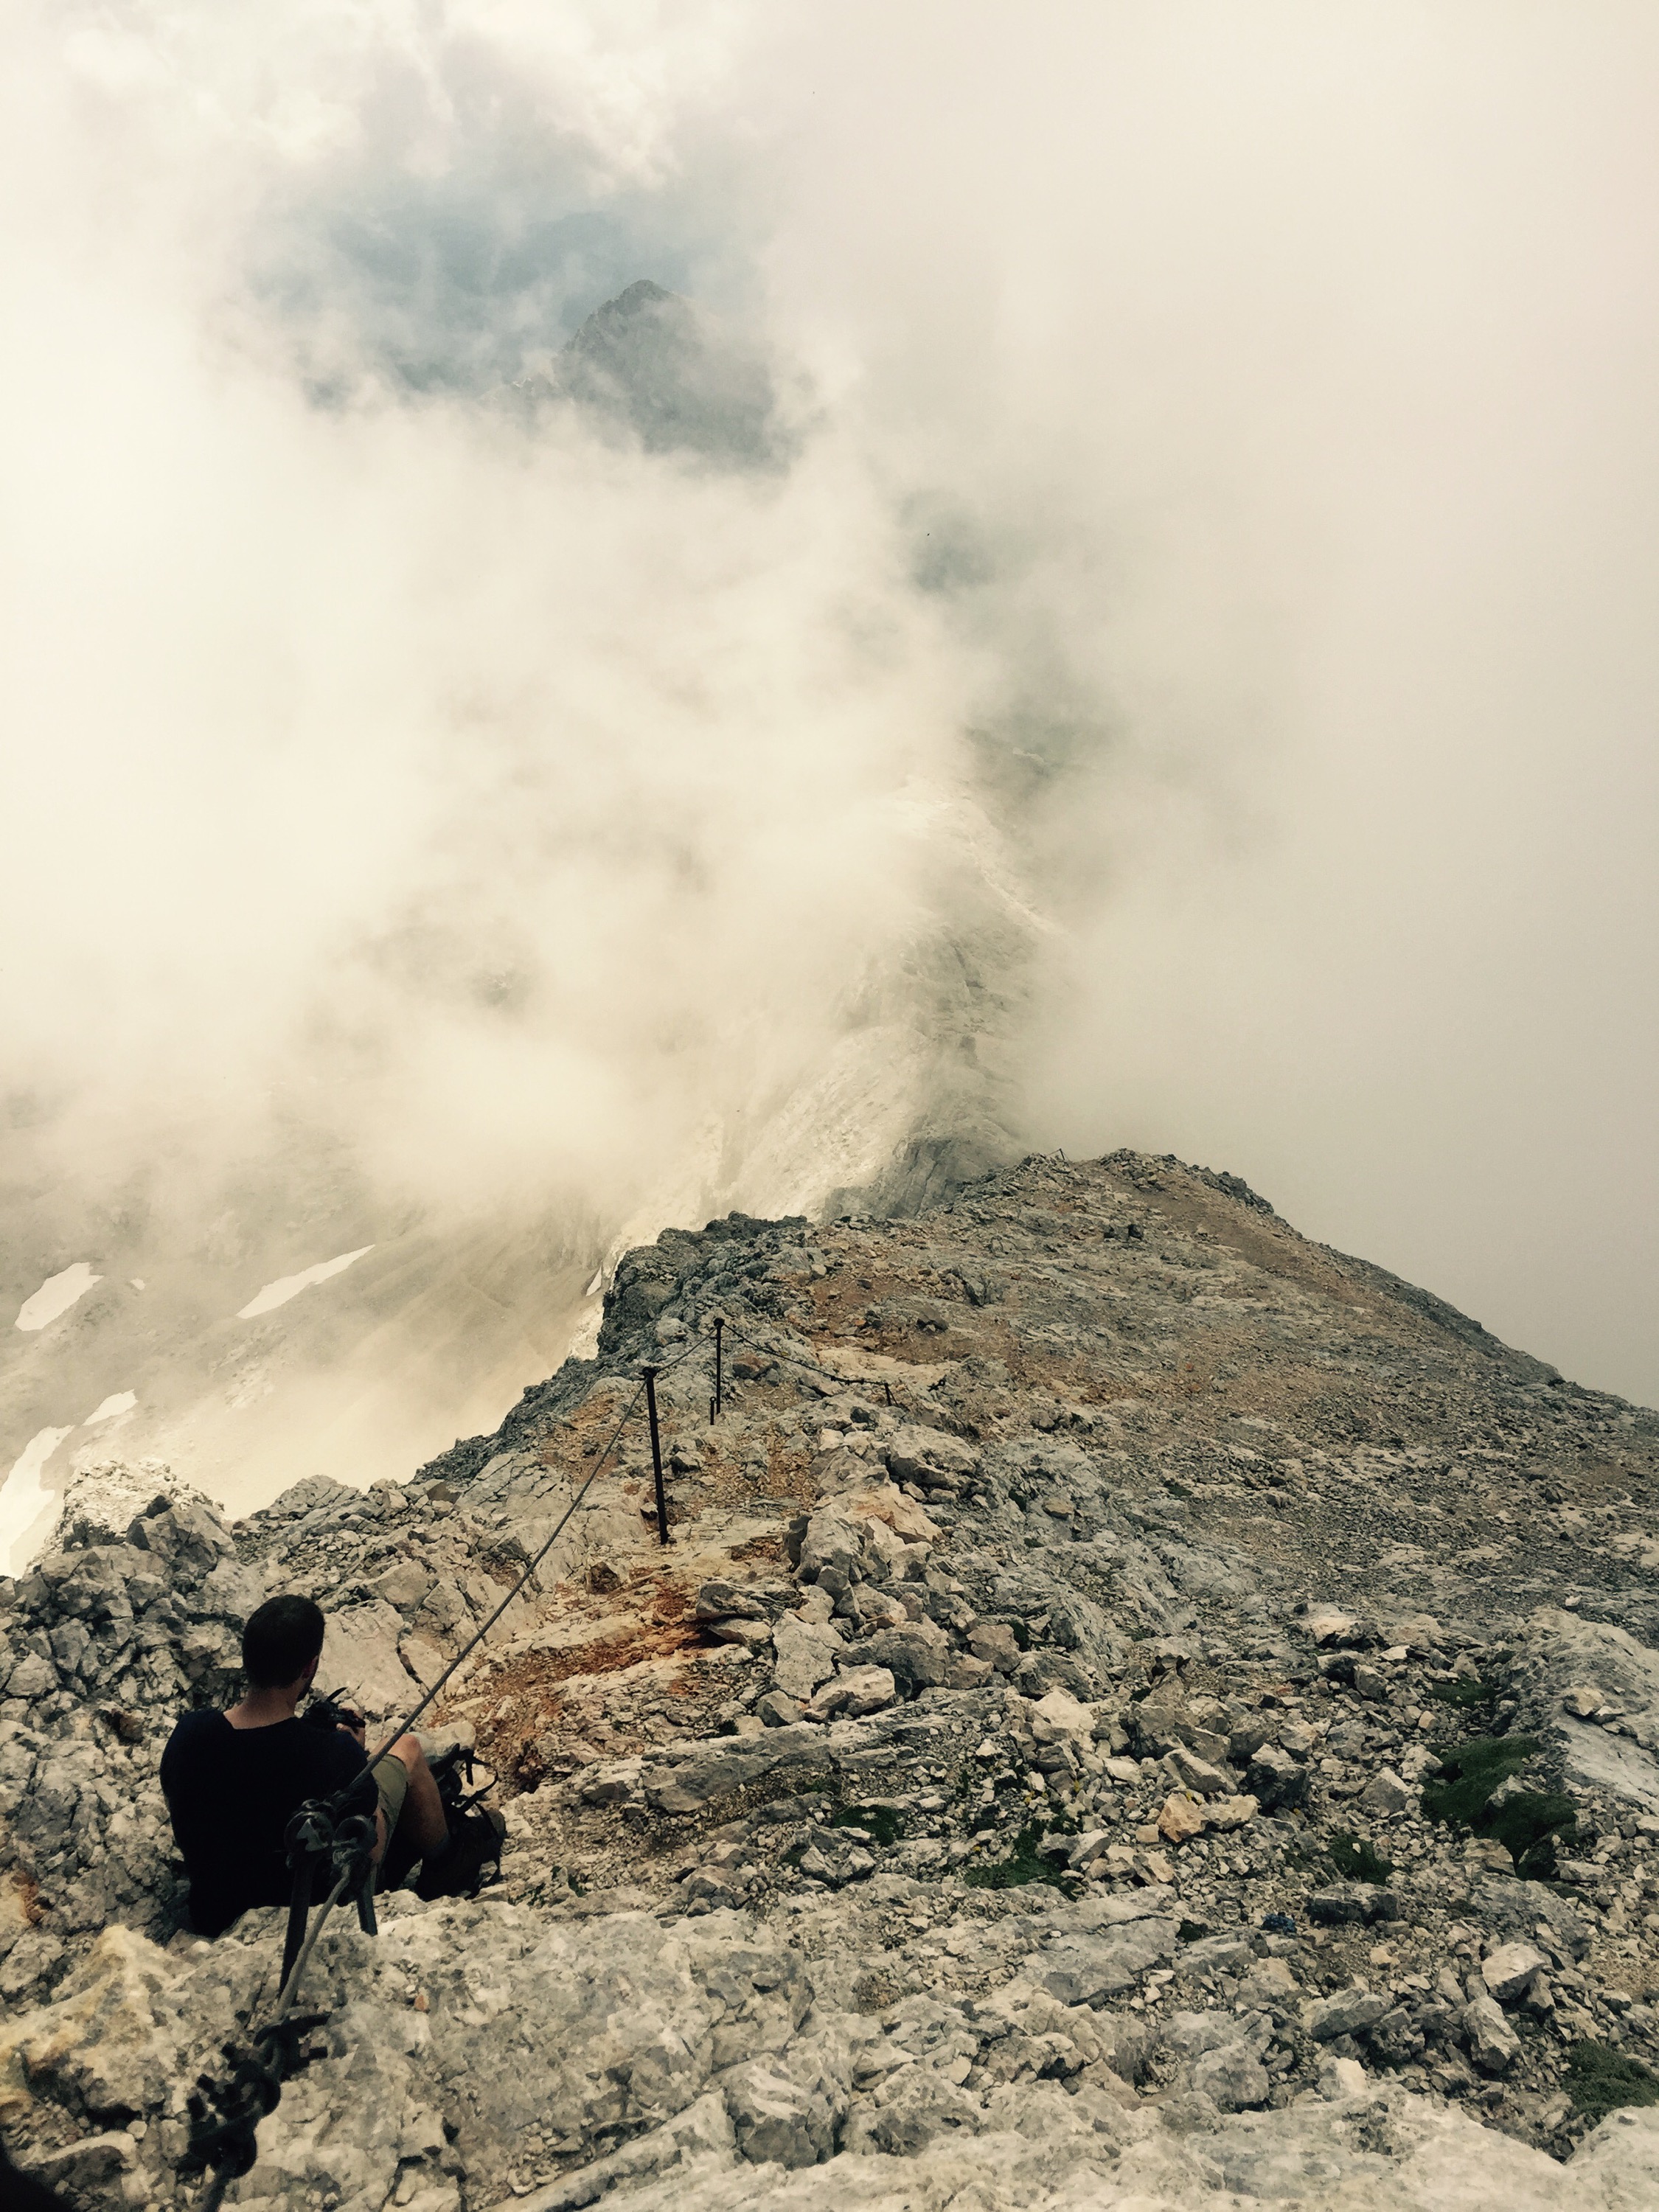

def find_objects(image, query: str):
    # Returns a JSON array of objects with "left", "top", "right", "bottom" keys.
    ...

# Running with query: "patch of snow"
[
  {"left": 83, "top": 1391, "right": 137, "bottom": 1425},
  {"left": 584, "top": 1270, "right": 604, "bottom": 1297},
  {"left": 15, "top": 1262, "right": 102, "bottom": 1332},
  {"left": 0, "top": 1426, "right": 74, "bottom": 1573},
  {"left": 237, "top": 1245, "right": 375, "bottom": 1321}
]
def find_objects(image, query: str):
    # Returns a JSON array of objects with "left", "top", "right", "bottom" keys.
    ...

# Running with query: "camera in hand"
[{"left": 303, "top": 1691, "right": 365, "bottom": 1734}]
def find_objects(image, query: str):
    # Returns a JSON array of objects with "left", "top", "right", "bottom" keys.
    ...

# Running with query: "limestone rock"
[
  {"left": 1318, "top": 2056, "right": 1368, "bottom": 2100},
  {"left": 1032, "top": 1686, "right": 1098, "bottom": 1742},
  {"left": 1203, "top": 1794, "right": 1259, "bottom": 1832},
  {"left": 841, "top": 1484, "right": 941, "bottom": 1549},
  {"left": 721, "top": 2039, "right": 846, "bottom": 2168},
  {"left": 1473, "top": 1876, "right": 1592, "bottom": 1961},
  {"left": 643, "top": 1728, "right": 828, "bottom": 1815},
  {"left": 967, "top": 1621, "right": 1020, "bottom": 1671},
  {"left": 373, "top": 1559, "right": 437, "bottom": 1613},
  {"left": 1245, "top": 1743, "right": 1308, "bottom": 1810},
  {"left": 844, "top": 2063, "right": 982, "bottom": 2156},
  {"left": 708, "top": 1618, "right": 773, "bottom": 1652},
  {"left": 4, "top": 1651, "right": 56, "bottom": 1699},
  {"left": 0, "top": 1926, "right": 226, "bottom": 2126},
  {"left": 1464, "top": 1837, "right": 1516, "bottom": 1874},
  {"left": 1307, "top": 1883, "right": 1397, "bottom": 1927},
  {"left": 1306, "top": 1986, "right": 1388, "bottom": 2041},
  {"left": 1191, "top": 2040, "right": 1270, "bottom": 2112},
  {"left": 1129, "top": 1675, "right": 1191, "bottom": 1758},
  {"left": 21, "top": 2129, "right": 136, "bottom": 2201},
  {"left": 882, "top": 1426, "right": 980, "bottom": 1490},
  {"left": 1358, "top": 1765, "right": 1414, "bottom": 1817},
  {"left": 126, "top": 1496, "right": 232, "bottom": 1578},
  {"left": 398, "top": 1631, "right": 448, "bottom": 1689},
  {"left": 314, "top": 1599, "right": 420, "bottom": 1719},
  {"left": 804, "top": 1666, "right": 896, "bottom": 1721},
  {"left": 579, "top": 1756, "right": 644, "bottom": 1806},
  {"left": 796, "top": 1506, "right": 871, "bottom": 1585},
  {"left": 11, "top": 1155, "right": 1659, "bottom": 2208},
  {"left": 1463, "top": 1992, "right": 1522, "bottom": 2073},
  {"left": 695, "top": 1581, "right": 768, "bottom": 1623},
  {"left": 1032, "top": 1916, "right": 1178, "bottom": 2005},
  {"left": 195, "top": 1556, "right": 267, "bottom": 1624},
  {"left": 1163, "top": 1745, "right": 1234, "bottom": 1797},
  {"left": 847, "top": 1621, "right": 950, "bottom": 1697},
  {"left": 1482, "top": 1942, "right": 1548, "bottom": 2005},
  {"left": 1157, "top": 1792, "right": 1206, "bottom": 1843},
  {"left": 772, "top": 1615, "right": 844, "bottom": 1701}
]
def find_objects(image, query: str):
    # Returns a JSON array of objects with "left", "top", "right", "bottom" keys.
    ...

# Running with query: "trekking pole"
[
  {"left": 642, "top": 1364, "right": 672, "bottom": 1546},
  {"left": 278, "top": 1800, "right": 335, "bottom": 1988},
  {"left": 334, "top": 1810, "right": 380, "bottom": 1938}
]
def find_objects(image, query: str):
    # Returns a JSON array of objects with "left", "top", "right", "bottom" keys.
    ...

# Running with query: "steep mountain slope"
[
  {"left": 0, "top": 877, "right": 1024, "bottom": 1562},
  {"left": 0, "top": 1144, "right": 602, "bottom": 1568},
  {"left": 499, "top": 279, "right": 793, "bottom": 466},
  {"left": 0, "top": 268, "right": 1040, "bottom": 1563},
  {"left": 4, "top": 1152, "right": 1659, "bottom": 2209}
]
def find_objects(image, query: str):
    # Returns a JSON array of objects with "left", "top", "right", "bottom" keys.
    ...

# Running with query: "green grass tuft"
[
  {"left": 1421, "top": 1736, "right": 1539, "bottom": 1828},
  {"left": 1419, "top": 1734, "right": 1577, "bottom": 1875},
  {"left": 831, "top": 1802, "right": 905, "bottom": 1847},
  {"left": 962, "top": 1823, "right": 1078, "bottom": 1892},
  {"left": 1565, "top": 2041, "right": 1659, "bottom": 2124},
  {"left": 1486, "top": 1790, "right": 1579, "bottom": 1879},
  {"left": 1427, "top": 1677, "right": 1496, "bottom": 1708},
  {"left": 1329, "top": 1832, "right": 1394, "bottom": 1885}
]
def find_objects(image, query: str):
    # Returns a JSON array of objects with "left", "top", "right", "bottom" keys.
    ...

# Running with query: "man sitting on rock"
[{"left": 161, "top": 1593, "right": 497, "bottom": 1934}]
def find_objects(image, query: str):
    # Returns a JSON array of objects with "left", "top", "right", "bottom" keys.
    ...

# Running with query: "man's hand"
[{"left": 303, "top": 1691, "right": 366, "bottom": 1741}]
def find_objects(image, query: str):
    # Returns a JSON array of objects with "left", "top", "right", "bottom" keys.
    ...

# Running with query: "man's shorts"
[{"left": 370, "top": 1749, "right": 408, "bottom": 1837}]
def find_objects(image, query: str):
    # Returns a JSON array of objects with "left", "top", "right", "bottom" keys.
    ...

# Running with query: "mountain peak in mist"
[{"left": 507, "top": 279, "right": 790, "bottom": 467}]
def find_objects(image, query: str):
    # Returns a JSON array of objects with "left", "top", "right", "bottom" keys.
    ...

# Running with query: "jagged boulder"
[
  {"left": 844, "top": 1622, "right": 950, "bottom": 1698},
  {"left": 720, "top": 2031, "right": 849, "bottom": 2168},
  {"left": 125, "top": 1497, "right": 232, "bottom": 1580},
  {"left": 772, "top": 1616, "right": 844, "bottom": 1700},
  {"left": 0, "top": 1927, "right": 231, "bottom": 2127},
  {"left": 882, "top": 1426, "right": 981, "bottom": 1493},
  {"left": 313, "top": 1600, "right": 420, "bottom": 1720}
]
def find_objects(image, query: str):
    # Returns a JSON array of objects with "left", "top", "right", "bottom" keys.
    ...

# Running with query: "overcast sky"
[{"left": 4, "top": 3, "right": 1655, "bottom": 1409}]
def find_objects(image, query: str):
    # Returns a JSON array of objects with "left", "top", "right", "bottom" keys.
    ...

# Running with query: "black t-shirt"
[{"left": 160, "top": 1710, "right": 369, "bottom": 1936}]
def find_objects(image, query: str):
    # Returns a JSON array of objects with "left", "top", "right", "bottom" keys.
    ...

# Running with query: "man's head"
[{"left": 242, "top": 1593, "right": 326, "bottom": 1691}]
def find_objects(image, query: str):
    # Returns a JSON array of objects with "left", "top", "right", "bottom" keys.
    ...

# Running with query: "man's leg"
[
  {"left": 371, "top": 1735, "right": 450, "bottom": 1889},
  {"left": 390, "top": 1734, "right": 449, "bottom": 1857}
]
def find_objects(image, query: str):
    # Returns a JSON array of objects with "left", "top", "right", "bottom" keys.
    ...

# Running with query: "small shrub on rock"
[{"left": 1565, "top": 2042, "right": 1659, "bottom": 2124}]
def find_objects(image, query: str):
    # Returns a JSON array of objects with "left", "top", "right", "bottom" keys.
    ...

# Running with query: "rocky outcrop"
[{"left": 6, "top": 1150, "right": 1659, "bottom": 2207}]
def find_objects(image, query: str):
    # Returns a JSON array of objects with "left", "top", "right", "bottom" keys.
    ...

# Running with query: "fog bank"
[{"left": 3, "top": 2, "right": 1655, "bottom": 1545}]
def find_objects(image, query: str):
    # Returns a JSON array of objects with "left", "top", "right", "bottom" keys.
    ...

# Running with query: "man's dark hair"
[{"left": 242, "top": 1594, "right": 326, "bottom": 1688}]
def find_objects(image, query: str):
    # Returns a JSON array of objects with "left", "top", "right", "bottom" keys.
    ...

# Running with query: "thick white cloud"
[
  {"left": 3, "top": 0, "right": 1656, "bottom": 1420},
  {"left": 745, "top": 3, "right": 1659, "bottom": 1402}
]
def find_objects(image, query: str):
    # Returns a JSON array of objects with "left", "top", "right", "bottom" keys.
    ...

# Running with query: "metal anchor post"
[{"left": 642, "top": 1363, "right": 672, "bottom": 1545}]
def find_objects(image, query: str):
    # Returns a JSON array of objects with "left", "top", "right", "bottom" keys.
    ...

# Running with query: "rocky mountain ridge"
[{"left": 4, "top": 1150, "right": 1659, "bottom": 2210}]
